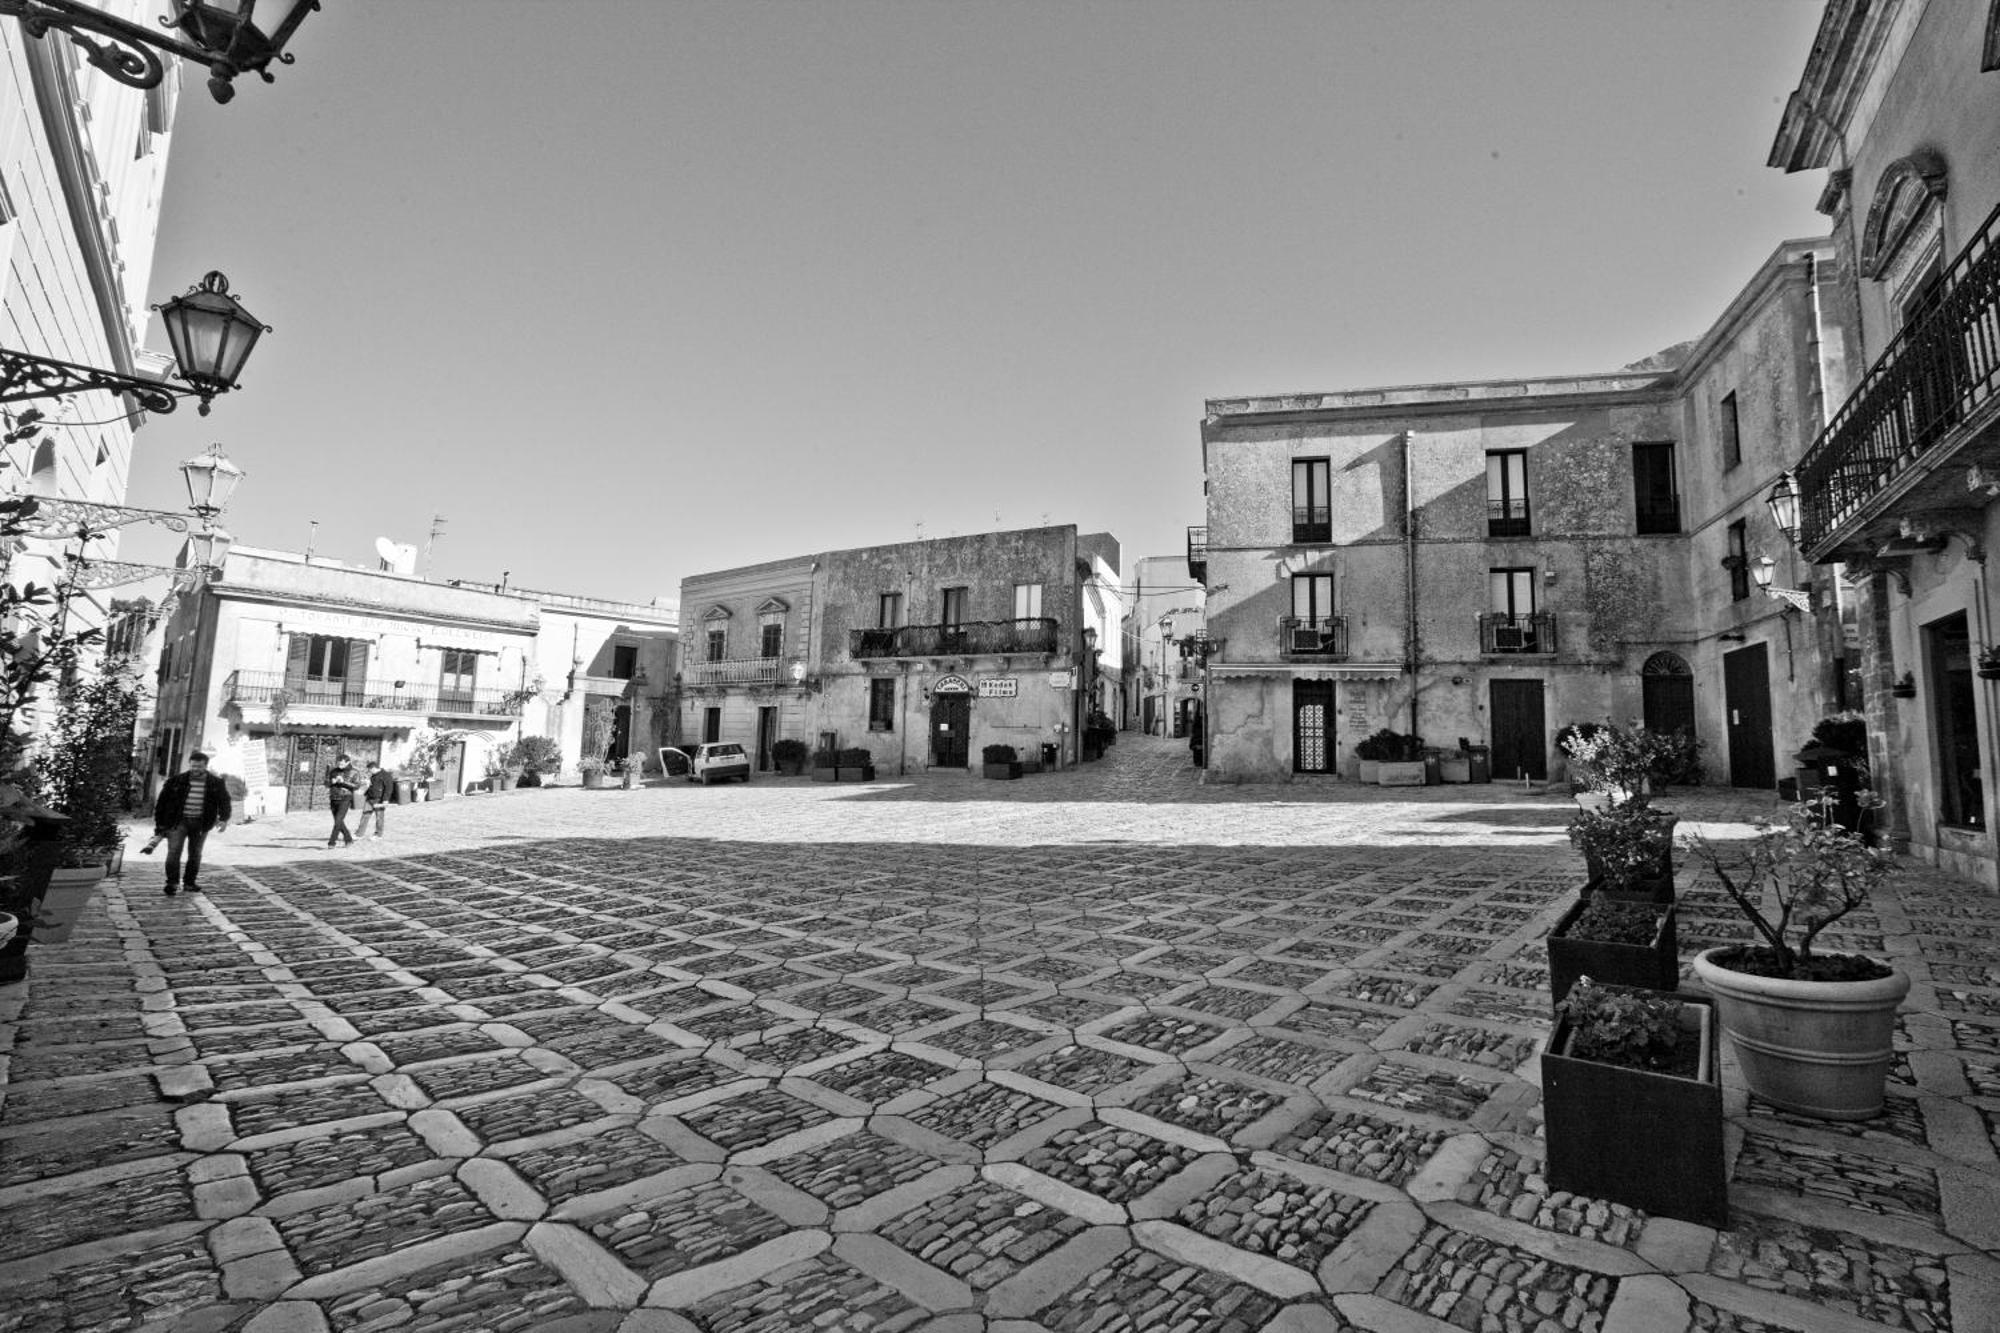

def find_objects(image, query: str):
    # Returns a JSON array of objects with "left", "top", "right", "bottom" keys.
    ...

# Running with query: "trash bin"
[
  {"left": 1421, "top": 749, "right": 1443, "bottom": 785},
  {"left": 1465, "top": 746, "right": 1492, "bottom": 784},
  {"left": 1041, "top": 742, "right": 1059, "bottom": 767},
  {"left": 394, "top": 778, "right": 415, "bottom": 804}
]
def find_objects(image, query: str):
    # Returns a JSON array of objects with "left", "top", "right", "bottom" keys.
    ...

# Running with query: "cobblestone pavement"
[{"left": 3, "top": 734, "right": 1998, "bottom": 1333}]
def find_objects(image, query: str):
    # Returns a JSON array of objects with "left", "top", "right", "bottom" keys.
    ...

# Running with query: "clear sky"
[{"left": 119, "top": 0, "right": 1831, "bottom": 608}]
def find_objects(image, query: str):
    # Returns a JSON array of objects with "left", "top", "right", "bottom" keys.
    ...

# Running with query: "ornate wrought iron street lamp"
[
  {"left": 0, "top": 0, "right": 318, "bottom": 102},
  {"left": 1765, "top": 471, "right": 1801, "bottom": 546},
  {"left": 0, "top": 271, "right": 268, "bottom": 418}
]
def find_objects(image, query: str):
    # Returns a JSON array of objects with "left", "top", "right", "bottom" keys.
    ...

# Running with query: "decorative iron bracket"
[
  {"left": 1764, "top": 586, "right": 1815, "bottom": 615},
  {"left": 0, "top": 0, "right": 307, "bottom": 100},
  {"left": 8, "top": 496, "right": 190, "bottom": 540},
  {"left": 66, "top": 559, "right": 197, "bottom": 592},
  {"left": 0, "top": 345, "right": 190, "bottom": 415}
]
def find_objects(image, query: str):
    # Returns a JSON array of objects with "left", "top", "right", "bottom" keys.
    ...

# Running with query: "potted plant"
[
  {"left": 1568, "top": 803, "right": 1677, "bottom": 902},
  {"left": 809, "top": 746, "right": 840, "bottom": 783},
  {"left": 617, "top": 752, "right": 645, "bottom": 789},
  {"left": 981, "top": 743, "right": 1022, "bottom": 780},
  {"left": 836, "top": 746, "right": 876, "bottom": 782},
  {"left": 1547, "top": 894, "right": 1678, "bottom": 1005},
  {"left": 1376, "top": 731, "right": 1426, "bottom": 787},
  {"left": 486, "top": 741, "right": 520, "bottom": 792},
  {"left": 579, "top": 699, "right": 617, "bottom": 788},
  {"left": 32, "top": 670, "right": 137, "bottom": 941},
  {"left": 1560, "top": 720, "right": 1680, "bottom": 809},
  {"left": 1353, "top": 728, "right": 1396, "bottom": 784},
  {"left": 1685, "top": 793, "right": 1906, "bottom": 1120},
  {"left": 1540, "top": 979, "right": 1725, "bottom": 1227},
  {"left": 1794, "top": 712, "right": 1870, "bottom": 839},
  {"left": 513, "top": 735, "right": 560, "bottom": 784},
  {"left": 771, "top": 738, "right": 808, "bottom": 776}
]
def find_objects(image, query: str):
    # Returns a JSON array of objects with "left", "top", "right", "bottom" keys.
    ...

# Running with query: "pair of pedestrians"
[{"left": 326, "top": 755, "right": 393, "bottom": 847}]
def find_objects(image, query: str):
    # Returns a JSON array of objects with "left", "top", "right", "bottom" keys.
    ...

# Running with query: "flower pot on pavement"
[
  {"left": 37, "top": 862, "right": 109, "bottom": 943},
  {"left": 1693, "top": 947, "right": 1910, "bottom": 1120},
  {"left": 1547, "top": 894, "right": 1678, "bottom": 1006}
]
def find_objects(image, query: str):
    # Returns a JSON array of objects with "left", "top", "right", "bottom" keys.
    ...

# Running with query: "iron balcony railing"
[
  {"left": 1186, "top": 525, "right": 1208, "bottom": 582},
  {"left": 1798, "top": 197, "right": 2000, "bottom": 553},
  {"left": 1488, "top": 498, "right": 1531, "bottom": 537},
  {"left": 226, "top": 670, "right": 523, "bottom": 717},
  {"left": 682, "top": 656, "right": 780, "bottom": 686},
  {"left": 1291, "top": 505, "right": 1331, "bottom": 544},
  {"left": 1479, "top": 611, "right": 1557, "bottom": 655},
  {"left": 850, "top": 618, "right": 1060, "bottom": 659},
  {"left": 1278, "top": 615, "right": 1348, "bottom": 659}
]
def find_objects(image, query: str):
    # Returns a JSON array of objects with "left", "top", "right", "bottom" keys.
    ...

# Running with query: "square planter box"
[
  {"left": 1357, "top": 759, "right": 1380, "bottom": 783},
  {"left": 1377, "top": 760, "right": 1426, "bottom": 787},
  {"left": 1541, "top": 995, "right": 1725, "bottom": 1228},
  {"left": 811, "top": 766, "right": 839, "bottom": 783},
  {"left": 982, "top": 762, "right": 1023, "bottom": 780},
  {"left": 1020, "top": 758, "right": 1043, "bottom": 775},
  {"left": 838, "top": 765, "right": 876, "bottom": 782},
  {"left": 1547, "top": 894, "right": 1679, "bottom": 1006}
]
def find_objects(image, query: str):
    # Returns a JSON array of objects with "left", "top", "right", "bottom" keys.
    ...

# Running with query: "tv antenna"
[{"left": 423, "top": 512, "right": 447, "bottom": 578}]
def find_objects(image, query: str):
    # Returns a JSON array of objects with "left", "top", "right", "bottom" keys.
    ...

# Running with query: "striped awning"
[
  {"left": 231, "top": 703, "right": 428, "bottom": 732},
  {"left": 1208, "top": 662, "right": 1405, "bottom": 680}
]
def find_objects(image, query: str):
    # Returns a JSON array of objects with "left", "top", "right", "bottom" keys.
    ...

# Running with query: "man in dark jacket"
[
  {"left": 357, "top": 760, "right": 394, "bottom": 840},
  {"left": 152, "top": 751, "right": 231, "bottom": 896}
]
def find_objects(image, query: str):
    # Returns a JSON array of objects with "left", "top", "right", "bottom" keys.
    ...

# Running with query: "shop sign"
[
  {"left": 979, "top": 678, "right": 1018, "bottom": 698},
  {"left": 1049, "top": 670, "right": 1074, "bottom": 688},
  {"left": 932, "top": 674, "right": 972, "bottom": 694}
]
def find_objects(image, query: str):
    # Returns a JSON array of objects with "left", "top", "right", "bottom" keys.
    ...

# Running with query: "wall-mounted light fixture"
[
  {"left": 1750, "top": 554, "right": 1813, "bottom": 614},
  {"left": 1765, "top": 471, "right": 1801, "bottom": 546}
]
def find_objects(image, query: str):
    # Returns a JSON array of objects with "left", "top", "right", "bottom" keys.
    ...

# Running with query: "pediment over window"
[
  {"left": 1860, "top": 149, "right": 1948, "bottom": 280},
  {"left": 755, "top": 597, "right": 790, "bottom": 616},
  {"left": 702, "top": 604, "right": 733, "bottom": 622}
]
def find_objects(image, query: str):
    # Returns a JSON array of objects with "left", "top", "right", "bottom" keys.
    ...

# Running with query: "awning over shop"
[
  {"left": 232, "top": 703, "right": 428, "bottom": 732},
  {"left": 1208, "top": 663, "right": 1405, "bottom": 680}
]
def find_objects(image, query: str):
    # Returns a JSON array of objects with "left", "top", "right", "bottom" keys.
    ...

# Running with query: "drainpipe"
[{"left": 1404, "top": 430, "right": 1420, "bottom": 740}]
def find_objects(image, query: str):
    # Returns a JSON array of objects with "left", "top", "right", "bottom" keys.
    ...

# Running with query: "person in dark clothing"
[
  {"left": 151, "top": 751, "right": 231, "bottom": 896},
  {"left": 326, "top": 754, "right": 359, "bottom": 848},
  {"left": 357, "top": 760, "right": 393, "bottom": 840}
]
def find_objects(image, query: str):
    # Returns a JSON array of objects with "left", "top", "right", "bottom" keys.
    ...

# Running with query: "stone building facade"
[
  {"left": 1122, "top": 554, "right": 1205, "bottom": 740},
  {"left": 149, "top": 546, "right": 677, "bottom": 810},
  {"left": 1195, "top": 239, "right": 1851, "bottom": 786},
  {"left": 1770, "top": 0, "right": 2000, "bottom": 883},
  {"left": 679, "top": 526, "right": 1123, "bottom": 777}
]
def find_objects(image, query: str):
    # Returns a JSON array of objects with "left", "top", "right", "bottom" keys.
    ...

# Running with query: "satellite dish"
[{"left": 374, "top": 537, "right": 417, "bottom": 574}]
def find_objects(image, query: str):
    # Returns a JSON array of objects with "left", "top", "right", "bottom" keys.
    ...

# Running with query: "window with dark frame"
[
  {"left": 706, "top": 627, "right": 725, "bottom": 662},
  {"left": 703, "top": 707, "right": 721, "bottom": 743},
  {"left": 760, "top": 622, "right": 783, "bottom": 659},
  {"left": 1720, "top": 392, "right": 1741, "bottom": 470},
  {"left": 878, "top": 592, "right": 902, "bottom": 628},
  {"left": 941, "top": 586, "right": 969, "bottom": 648},
  {"left": 611, "top": 644, "right": 638, "bottom": 679},
  {"left": 1487, "top": 566, "right": 1542, "bottom": 653},
  {"left": 1632, "top": 442, "right": 1679, "bottom": 534},
  {"left": 868, "top": 677, "right": 895, "bottom": 731},
  {"left": 1292, "top": 458, "right": 1331, "bottom": 543},
  {"left": 1487, "top": 451, "right": 1530, "bottom": 536},
  {"left": 1727, "top": 519, "right": 1750, "bottom": 600},
  {"left": 438, "top": 648, "right": 478, "bottom": 710}
]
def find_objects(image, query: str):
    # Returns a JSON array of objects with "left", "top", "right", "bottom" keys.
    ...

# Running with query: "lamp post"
[
  {"left": 0, "top": 271, "right": 269, "bottom": 417},
  {"left": 1765, "top": 471, "right": 1801, "bottom": 547},
  {"left": 0, "top": 0, "right": 318, "bottom": 102}
]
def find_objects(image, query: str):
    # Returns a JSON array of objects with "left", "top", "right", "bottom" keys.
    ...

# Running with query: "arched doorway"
[{"left": 1640, "top": 652, "right": 1695, "bottom": 739}]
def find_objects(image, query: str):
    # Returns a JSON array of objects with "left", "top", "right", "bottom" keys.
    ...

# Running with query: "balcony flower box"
[{"left": 1542, "top": 985, "right": 1724, "bottom": 1228}]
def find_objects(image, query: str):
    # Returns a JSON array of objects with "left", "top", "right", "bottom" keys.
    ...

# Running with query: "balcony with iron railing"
[
  {"left": 1291, "top": 506, "right": 1330, "bottom": 544},
  {"left": 850, "top": 618, "right": 1061, "bottom": 660},
  {"left": 1478, "top": 611, "right": 1557, "bottom": 655},
  {"left": 1488, "top": 497, "right": 1531, "bottom": 537},
  {"left": 1797, "top": 198, "right": 2000, "bottom": 556},
  {"left": 226, "top": 671, "right": 523, "bottom": 718},
  {"left": 1278, "top": 615, "right": 1349, "bottom": 660},
  {"left": 1187, "top": 525, "right": 1208, "bottom": 582},
  {"left": 682, "top": 656, "right": 781, "bottom": 686}
]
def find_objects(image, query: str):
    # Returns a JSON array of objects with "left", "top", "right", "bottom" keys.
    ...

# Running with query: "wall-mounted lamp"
[
  {"left": 788, "top": 661, "right": 821, "bottom": 693},
  {"left": 1765, "top": 471, "right": 1801, "bottom": 546},
  {"left": 1750, "top": 553, "right": 1813, "bottom": 614}
]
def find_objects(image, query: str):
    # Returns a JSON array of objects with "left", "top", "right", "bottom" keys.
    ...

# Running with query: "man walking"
[
  {"left": 326, "top": 754, "right": 359, "bottom": 847},
  {"left": 357, "top": 759, "right": 393, "bottom": 840},
  {"left": 151, "top": 751, "right": 231, "bottom": 896}
]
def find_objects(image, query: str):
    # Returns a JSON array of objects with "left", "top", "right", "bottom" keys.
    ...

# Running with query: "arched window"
[
  {"left": 1641, "top": 651, "right": 1695, "bottom": 740},
  {"left": 1641, "top": 651, "right": 1691, "bottom": 677}
]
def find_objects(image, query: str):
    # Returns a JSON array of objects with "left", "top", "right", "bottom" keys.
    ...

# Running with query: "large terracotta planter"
[
  {"left": 1693, "top": 947, "right": 1911, "bottom": 1120},
  {"left": 37, "top": 863, "right": 109, "bottom": 943}
]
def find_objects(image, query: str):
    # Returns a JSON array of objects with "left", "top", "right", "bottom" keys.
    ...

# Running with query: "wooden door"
[
  {"left": 1489, "top": 679, "right": 1547, "bottom": 780},
  {"left": 1723, "top": 644, "right": 1775, "bottom": 789},
  {"left": 930, "top": 693, "right": 970, "bottom": 768},
  {"left": 756, "top": 707, "right": 777, "bottom": 772},
  {"left": 436, "top": 740, "right": 465, "bottom": 798},
  {"left": 1292, "top": 680, "right": 1335, "bottom": 773}
]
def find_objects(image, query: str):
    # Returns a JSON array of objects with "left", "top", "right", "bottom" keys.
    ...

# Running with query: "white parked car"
[{"left": 663, "top": 743, "right": 751, "bottom": 785}]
